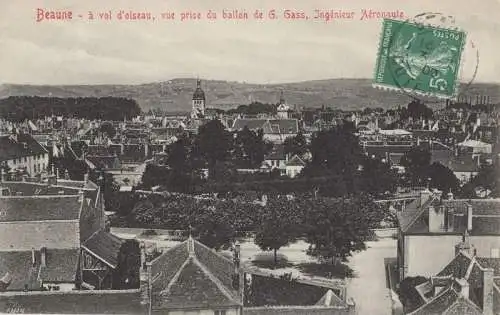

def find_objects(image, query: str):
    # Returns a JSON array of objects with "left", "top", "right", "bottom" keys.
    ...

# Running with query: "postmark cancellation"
[{"left": 373, "top": 18, "right": 467, "bottom": 100}]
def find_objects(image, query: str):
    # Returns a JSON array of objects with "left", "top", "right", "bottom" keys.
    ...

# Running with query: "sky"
[{"left": 0, "top": 0, "right": 499, "bottom": 85}]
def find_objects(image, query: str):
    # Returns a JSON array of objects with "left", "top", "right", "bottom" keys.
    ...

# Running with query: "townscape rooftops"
[
  {"left": 286, "top": 155, "right": 306, "bottom": 167},
  {"left": 0, "top": 195, "right": 81, "bottom": 222},
  {"left": 0, "top": 133, "right": 48, "bottom": 162},
  {"left": 409, "top": 287, "right": 482, "bottom": 315},
  {"left": 397, "top": 194, "right": 500, "bottom": 235},
  {"left": 413, "top": 247, "right": 500, "bottom": 315},
  {"left": 37, "top": 249, "right": 80, "bottom": 283},
  {"left": 0, "top": 248, "right": 80, "bottom": 291},
  {"left": 264, "top": 144, "right": 286, "bottom": 161},
  {"left": 150, "top": 237, "right": 240, "bottom": 310},
  {"left": 232, "top": 119, "right": 299, "bottom": 135},
  {"left": 82, "top": 231, "right": 125, "bottom": 269}
]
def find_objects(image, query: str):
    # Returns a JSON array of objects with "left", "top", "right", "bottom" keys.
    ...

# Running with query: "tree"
[
  {"left": 358, "top": 157, "right": 398, "bottom": 196},
  {"left": 304, "top": 195, "right": 384, "bottom": 264},
  {"left": 400, "top": 147, "right": 431, "bottom": 186},
  {"left": 234, "top": 126, "right": 268, "bottom": 168},
  {"left": 460, "top": 162, "right": 500, "bottom": 198},
  {"left": 427, "top": 162, "right": 460, "bottom": 194},
  {"left": 99, "top": 122, "right": 116, "bottom": 139},
  {"left": 254, "top": 198, "right": 301, "bottom": 267},
  {"left": 112, "top": 239, "right": 141, "bottom": 289},
  {"left": 401, "top": 100, "right": 433, "bottom": 120},
  {"left": 197, "top": 119, "right": 233, "bottom": 179},
  {"left": 283, "top": 132, "right": 307, "bottom": 158},
  {"left": 190, "top": 203, "right": 236, "bottom": 250},
  {"left": 301, "top": 123, "right": 364, "bottom": 196}
]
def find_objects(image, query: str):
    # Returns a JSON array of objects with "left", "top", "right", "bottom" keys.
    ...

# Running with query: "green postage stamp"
[{"left": 373, "top": 19, "right": 467, "bottom": 99}]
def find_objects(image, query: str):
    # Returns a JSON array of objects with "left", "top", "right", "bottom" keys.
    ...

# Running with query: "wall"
[
  {"left": 0, "top": 221, "right": 80, "bottom": 251},
  {"left": 158, "top": 308, "right": 239, "bottom": 315},
  {"left": 0, "top": 289, "right": 144, "bottom": 314},
  {"left": 5, "top": 153, "right": 49, "bottom": 176},
  {"left": 244, "top": 306, "right": 354, "bottom": 315},
  {"left": 404, "top": 235, "right": 500, "bottom": 278}
]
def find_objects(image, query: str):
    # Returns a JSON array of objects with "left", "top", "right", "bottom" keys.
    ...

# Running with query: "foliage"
[
  {"left": 296, "top": 262, "right": 354, "bottom": 279},
  {"left": 227, "top": 102, "right": 277, "bottom": 115},
  {"left": 400, "top": 146, "right": 431, "bottom": 186},
  {"left": 303, "top": 195, "right": 385, "bottom": 263},
  {"left": 428, "top": 162, "right": 460, "bottom": 194},
  {"left": 112, "top": 239, "right": 141, "bottom": 289},
  {"left": 397, "top": 276, "right": 428, "bottom": 313},
  {"left": 196, "top": 119, "right": 233, "bottom": 178},
  {"left": 99, "top": 122, "right": 117, "bottom": 139},
  {"left": 0, "top": 96, "right": 141, "bottom": 121},
  {"left": 254, "top": 197, "right": 302, "bottom": 266},
  {"left": 358, "top": 157, "right": 398, "bottom": 196},
  {"left": 233, "top": 126, "right": 268, "bottom": 168},
  {"left": 460, "top": 162, "right": 500, "bottom": 198},
  {"left": 400, "top": 100, "right": 433, "bottom": 120}
]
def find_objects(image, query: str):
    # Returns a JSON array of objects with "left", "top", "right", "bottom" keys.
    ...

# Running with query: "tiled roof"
[
  {"left": 0, "top": 181, "right": 90, "bottom": 196},
  {"left": 315, "top": 289, "right": 345, "bottom": 307},
  {"left": 83, "top": 231, "right": 124, "bottom": 268},
  {"left": 443, "top": 199, "right": 500, "bottom": 216},
  {"left": 37, "top": 249, "right": 79, "bottom": 283},
  {"left": 437, "top": 252, "right": 472, "bottom": 278},
  {"left": 475, "top": 257, "right": 500, "bottom": 275},
  {"left": 156, "top": 258, "right": 236, "bottom": 309},
  {"left": 265, "top": 144, "right": 285, "bottom": 161},
  {"left": 409, "top": 285, "right": 481, "bottom": 315},
  {"left": 232, "top": 119, "right": 298, "bottom": 135},
  {"left": 0, "top": 289, "right": 145, "bottom": 314},
  {"left": 0, "top": 196, "right": 81, "bottom": 222},
  {"left": 397, "top": 193, "right": 437, "bottom": 233},
  {"left": 0, "top": 133, "right": 48, "bottom": 162},
  {"left": 151, "top": 237, "right": 240, "bottom": 310},
  {"left": 286, "top": 155, "right": 306, "bottom": 167},
  {"left": 398, "top": 197, "right": 500, "bottom": 235},
  {"left": 440, "top": 156, "right": 480, "bottom": 173},
  {"left": 0, "top": 252, "right": 39, "bottom": 291}
]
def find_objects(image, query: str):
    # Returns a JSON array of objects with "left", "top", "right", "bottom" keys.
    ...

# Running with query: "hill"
[{"left": 0, "top": 78, "right": 498, "bottom": 113}]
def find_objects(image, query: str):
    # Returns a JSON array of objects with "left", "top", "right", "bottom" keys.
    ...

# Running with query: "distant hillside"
[{"left": 0, "top": 79, "right": 499, "bottom": 113}]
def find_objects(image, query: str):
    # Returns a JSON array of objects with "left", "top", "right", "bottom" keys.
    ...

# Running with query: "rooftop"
[{"left": 149, "top": 236, "right": 241, "bottom": 310}]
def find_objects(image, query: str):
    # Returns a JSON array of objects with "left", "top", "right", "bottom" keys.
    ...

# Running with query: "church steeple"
[
  {"left": 279, "top": 89, "right": 285, "bottom": 105},
  {"left": 191, "top": 78, "right": 206, "bottom": 119}
]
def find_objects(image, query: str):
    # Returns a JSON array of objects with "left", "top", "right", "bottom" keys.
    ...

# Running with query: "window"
[
  {"left": 491, "top": 248, "right": 500, "bottom": 258},
  {"left": 24, "top": 157, "right": 27, "bottom": 162},
  {"left": 214, "top": 311, "right": 227, "bottom": 315}
]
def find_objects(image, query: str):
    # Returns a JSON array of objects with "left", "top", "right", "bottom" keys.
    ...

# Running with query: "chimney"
[
  {"left": 420, "top": 189, "right": 432, "bottom": 207},
  {"left": 429, "top": 205, "right": 445, "bottom": 232},
  {"left": 232, "top": 242, "right": 241, "bottom": 290},
  {"left": 233, "top": 243, "right": 241, "bottom": 269},
  {"left": 467, "top": 203, "right": 473, "bottom": 231},
  {"left": 78, "top": 190, "right": 84, "bottom": 203},
  {"left": 40, "top": 247, "right": 47, "bottom": 267},
  {"left": 482, "top": 268, "right": 494, "bottom": 315},
  {"left": 456, "top": 278, "right": 469, "bottom": 299},
  {"left": 455, "top": 232, "right": 473, "bottom": 256},
  {"left": 31, "top": 248, "right": 36, "bottom": 266},
  {"left": 140, "top": 242, "right": 147, "bottom": 270},
  {"left": 83, "top": 173, "right": 89, "bottom": 185}
]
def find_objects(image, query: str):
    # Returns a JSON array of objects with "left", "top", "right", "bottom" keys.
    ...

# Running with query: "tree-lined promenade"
[{"left": 122, "top": 118, "right": 395, "bottom": 267}]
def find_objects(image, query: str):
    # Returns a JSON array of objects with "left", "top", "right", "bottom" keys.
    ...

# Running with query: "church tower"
[
  {"left": 191, "top": 79, "right": 206, "bottom": 119},
  {"left": 277, "top": 90, "right": 290, "bottom": 119}
]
